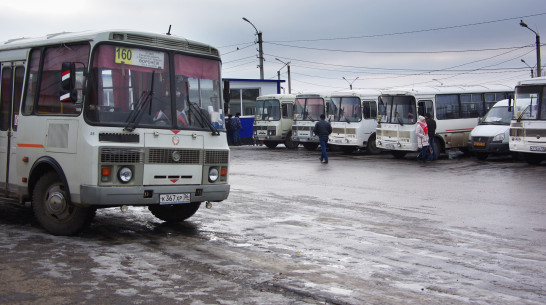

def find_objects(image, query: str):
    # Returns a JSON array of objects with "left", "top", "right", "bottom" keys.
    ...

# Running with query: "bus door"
[
  {"left": 0, "top": 63, "right": 24, "bottom": 196},
  {"left": 417, "top": 100, "right": 433, "bottom": 117}
]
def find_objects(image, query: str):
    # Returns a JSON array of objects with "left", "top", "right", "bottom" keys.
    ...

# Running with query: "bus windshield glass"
[
  {"left": 331, "top": 97, "right": 361, "bottom": 122},
  {"left": 87, "top": 44, "right": 223, "bottom": 130},
  {"left": 294, "top": 97, "right": 324, "bottom": 121},
  {"left": 514, "top": 85, "right": 546, "bottom": 120},
  {"left": 379, "top": 95, "right": 417, "bottom": 124},
  {"left": 255, "top": 99, "right": 280, "bottom": 121}
]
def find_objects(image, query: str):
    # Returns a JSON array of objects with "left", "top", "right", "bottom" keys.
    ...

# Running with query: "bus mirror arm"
[{"left": 507, "top": 97, "right": 512, "bottom": 112}]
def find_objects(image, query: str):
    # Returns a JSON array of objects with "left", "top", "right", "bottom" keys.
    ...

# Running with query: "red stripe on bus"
[{"left": 17, "top": 144, "right": 44, "bottom": 148}]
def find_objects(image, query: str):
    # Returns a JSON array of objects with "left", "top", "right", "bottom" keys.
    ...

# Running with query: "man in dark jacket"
[
  {"left": 425, "top": 113, "right": 437, "bottom": 160},
  {"left": 313, "top": 114, "right": 332, "bottom": 163}
]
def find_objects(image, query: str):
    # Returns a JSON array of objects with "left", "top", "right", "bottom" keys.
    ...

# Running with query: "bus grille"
[
  {"left": 148, "top": 149, "right": 201, "bottom": 164},
  {"left": 100, "top": 148, "right": 228, "bottom": 164},
  {"left": 205, "top": 150, "right": 229, "bottom": 164},
  {"left": 101, "top": 148, "right": 143, "bottom": 163}
]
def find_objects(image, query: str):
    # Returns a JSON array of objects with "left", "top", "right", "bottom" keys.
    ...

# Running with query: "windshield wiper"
[
  {"left": 395, "top": 112, "right": 404, "bottom": 126},
  {"left": 124, "top": 71, "right": 155, "bottom": 132},
  {"left": 184, "top": 83, "right": 220, "bottom": 135}
]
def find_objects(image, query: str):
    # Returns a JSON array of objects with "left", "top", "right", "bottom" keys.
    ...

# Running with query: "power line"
[{"left": 267, "top": 12, "right": 546, "bottom": 43}]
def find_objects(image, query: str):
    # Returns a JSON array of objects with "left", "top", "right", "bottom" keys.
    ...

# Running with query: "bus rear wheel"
[
  {"left": 149, "top": 202, "right": 201, "bottom": 222},
  {"left": 32, "top": 172, "right": 95, "bottom": 236}
]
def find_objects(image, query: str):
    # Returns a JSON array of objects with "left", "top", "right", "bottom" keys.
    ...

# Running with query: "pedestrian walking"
[
  {"left": 226, "top": 114, "right": 234, "bottom": 145},
  {"left": 231, "top": 113, "right": 242, "bottom": 146},
  {"left": 313, "top": 114, "right": 332, "bottom": 163},
  {"left": 416, "top": 115, "right": 430, "bottom": 161},
  {"left": 425, "top": 112, "right": 437, "bottom": 160}
]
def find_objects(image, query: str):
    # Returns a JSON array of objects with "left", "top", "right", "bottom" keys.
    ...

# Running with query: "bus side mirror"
[
  {"left": 60, "top": 62, "right": 77, "bottom": 103},
  {"left": 223, "top": 80, "right": 230, "bottom": 114}
]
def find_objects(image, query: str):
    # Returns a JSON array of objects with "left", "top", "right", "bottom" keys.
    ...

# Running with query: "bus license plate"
[
  {"left": 530, "top": 146, "right": 546, "bottom": 152},
  {"left": 473, "top": 141, "right": 486, "bottom": 147},
  {"left": 160, "top": 193, "right": 191, "bottom": 205},
  {"left": 385, "top": 144, "right": 395, "bottom": 149}
]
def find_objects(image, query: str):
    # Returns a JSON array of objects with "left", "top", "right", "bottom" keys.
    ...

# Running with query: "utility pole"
[
  {"left": 243, "top": 17, "right": 264, "bottom": 79},
  {"left": 276, "top": 58, "right": 291, "bottom": 94},
  {"left": 520, "top": 20, "right": 542, "bottom": 77}
]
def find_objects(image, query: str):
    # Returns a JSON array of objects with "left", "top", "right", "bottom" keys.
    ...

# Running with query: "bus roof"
[
  {"left": 295, "top": 91, "right": 333, "bottom": 99},
  {"left": 330, "top": 89, "right": 382, "bottom": 98},
  {"left": 0, "top": 29, "right": 220, "bottom": 58},
  {"left": 517, "top": 76, "right": 546, "bottom": 86},
  {"left": 381, "top": 84, "right": 513, "bottom": 96},
  {"left": 257, "top": 93, "right": 296, "bottom": 100}
]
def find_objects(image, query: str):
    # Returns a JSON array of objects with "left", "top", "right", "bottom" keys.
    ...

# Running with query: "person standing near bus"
[
  {"left": 425, "top": 113, "right": 437, "bottom": 161},
  {"left": 416, "top": 115, "right": 430, "bottom": 161},
  {"left": 232, "top": 113, "right": 242, "bottom": 146},
  {"left": 313, "top": 114, "right": 332, "bottom": 163},
  {"left": 226, "top": 114, "right": 234, "bottom": 145}
]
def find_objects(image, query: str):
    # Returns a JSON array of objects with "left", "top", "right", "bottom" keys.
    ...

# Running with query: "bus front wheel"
[
  {"left": 149, "top": 202, "right": 201, "bottom": 222},
  {"left": 365, "top": 134, "right": 381, "bottom": 155},
  {"left": 32, "top": 172, "right": 95, "bottom": 236}
]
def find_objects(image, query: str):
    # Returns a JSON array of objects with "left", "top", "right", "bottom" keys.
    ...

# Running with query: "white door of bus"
[{"left": 0, "top": 63, "right": 24, "bottom": 196}]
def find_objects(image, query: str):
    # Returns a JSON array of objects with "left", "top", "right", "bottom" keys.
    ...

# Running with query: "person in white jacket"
[{"left": 416, "top": 115, "right": 430, "bottom": 161}]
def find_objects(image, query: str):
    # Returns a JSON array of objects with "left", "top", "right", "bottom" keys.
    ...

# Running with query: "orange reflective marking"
[{"left": 17, "top": 143, "right": 44, "bottom": 148}]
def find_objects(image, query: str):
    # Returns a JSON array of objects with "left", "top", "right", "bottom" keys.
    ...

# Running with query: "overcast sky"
[{"left": 0, "top": 0, "right": 544, "bottom": 93}]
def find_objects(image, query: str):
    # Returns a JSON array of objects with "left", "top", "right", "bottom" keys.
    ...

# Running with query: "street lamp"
[
  {"left": 342, "top": 77, "right": 359, "bottom": 90},
  {"left": 520, "top": 20, "right": 541, "bottom": 77},
  {"left": 275, "top": 58, "right": 291, "bottom": 94},
  {"left": 521, "top": 59, "right": 535, "bottom": 78},
  {"left": 243, "top": 17, "right": 264, "bottom": 79}
]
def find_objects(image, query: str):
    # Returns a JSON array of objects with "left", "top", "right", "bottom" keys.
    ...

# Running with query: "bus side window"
[
  {"left": 282, "top": 103, "right": 288, "bottom": 118},
  {"left": 369, "top": 101, "right": 377, "bottom": 119}
]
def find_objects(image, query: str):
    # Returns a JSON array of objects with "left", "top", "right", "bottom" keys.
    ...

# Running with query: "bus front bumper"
[{"left": 78, "top": 184, "right": 230, "bottom": 206}]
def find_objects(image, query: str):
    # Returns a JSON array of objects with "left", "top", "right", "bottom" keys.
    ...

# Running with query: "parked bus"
[
  {"left": 291, "top": 92, "right": 334, "bottom": 151},
  {"left": 328, "top": 89, "right": 382, "bottom": 154},
  {"left": 509, "top": 76, "right": 546, "bottom": 165},
  {"left": 0, "top": 30, "right": 230, "bottom": 235},
  {"left": 376, "top": 85, "right": 513, "bottom": 158},
  {"left": 253, "top": 94, "right": 298, "bottom": 148}
]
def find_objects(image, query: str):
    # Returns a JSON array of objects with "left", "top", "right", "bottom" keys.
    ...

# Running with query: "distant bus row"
[{"left": 252, "top": 77, "right": 546, "bottom": 165}]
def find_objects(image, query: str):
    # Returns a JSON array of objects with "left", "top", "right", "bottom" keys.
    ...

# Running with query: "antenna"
[{"left": 166, "top": 25, "right": 172, "bottom": 36}]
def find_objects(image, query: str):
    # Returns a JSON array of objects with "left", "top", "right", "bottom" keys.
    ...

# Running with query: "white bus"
[
  {"left": 0, "top": 30, "right": 230, "bottom": 235},
  {"left": 509, "top": 77, "right": 546, "bottom": 165},
  {"left": 253, "top": 93, "right": 298, "bottom": 149},
  {"left": 328, "top": 89, "right": 382, "bottom": 154},
  {"left": 291, "top": 92, "right": 334, "bottom": 151},
  {"left": 376, "top": 85, "right": 513, "bottom": 158}
]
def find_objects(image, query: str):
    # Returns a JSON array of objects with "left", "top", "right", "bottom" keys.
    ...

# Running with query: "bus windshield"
[
  {"left": 87, "top": 44, "right": 223, "bottom": 130},
  {"left": 514, "top": 85, "right": 546, "bottom": 120},
  {"left": 331, "top": 97, "right": 361, "bottom": 122},
  {"left": 379, "top": 95, "right": 417, "bottom": 124},
  {"left": 255, "top": 99, "right": 280, "bottom": 121},
  {"left": 294, "top": 97, "right": 324, "bottom": 121}
]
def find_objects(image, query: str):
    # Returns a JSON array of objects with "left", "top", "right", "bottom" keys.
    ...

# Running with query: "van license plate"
[
  {"left": 473, "top": 141, "right": 485, "bottom": 147},
  {"left": 160, "top": 193, "right": 191, "bottom": 204}
]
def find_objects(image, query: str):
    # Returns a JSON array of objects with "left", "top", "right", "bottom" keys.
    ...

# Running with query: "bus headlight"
[
  {"left": 208, "top": 167, "right": 219, "bottom": 182},
  {"left": 118, "top": 167, "right": 133, "bottom": 183}
]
